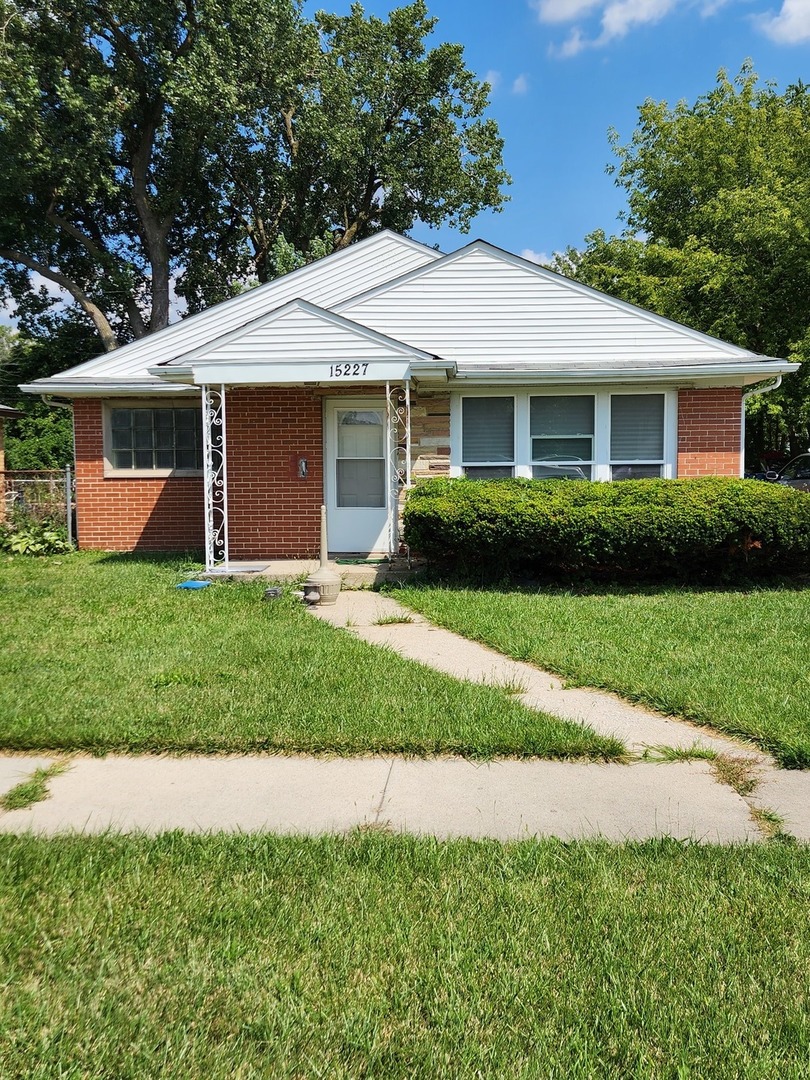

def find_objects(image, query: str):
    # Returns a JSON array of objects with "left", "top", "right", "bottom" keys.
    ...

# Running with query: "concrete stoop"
[{"left": 202, "top": 557, "right": 420, "bottom": 587}]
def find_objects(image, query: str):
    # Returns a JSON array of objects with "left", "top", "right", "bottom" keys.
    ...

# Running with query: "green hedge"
[{"left": 402, "top": 477, "right": 810, "bottom": 579}]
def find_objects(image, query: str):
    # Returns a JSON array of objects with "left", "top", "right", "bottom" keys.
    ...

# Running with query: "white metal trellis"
[
  {"left": 201, "top": 384, "right": 229, "bottom": 572},
  {"left": 385, "top": 380, "right": 411, "bottom": 558}
]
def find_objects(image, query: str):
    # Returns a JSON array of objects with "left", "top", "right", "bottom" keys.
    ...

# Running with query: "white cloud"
[
  {"left": 535, "top": 0, "right": 738, "bottom": 55},
  {"left": 532, "top": 0, "right": 603, "bottom": 23},
  {"left": 757, "top": 0, "right": 810, "bottom": 42},
  {"left": 484, "top": 68, "right": 502, "bottom": 91},
  {"left": 520, "top": 248, "right": 553, "bottom": 265},
  {"left": 512, "top": 73, "right": 530, "bottom": 94}
]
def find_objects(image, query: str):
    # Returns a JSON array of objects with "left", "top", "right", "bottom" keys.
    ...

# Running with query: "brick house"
[{"left": 21, "top": 231, "right": 798, "bottom": 570}]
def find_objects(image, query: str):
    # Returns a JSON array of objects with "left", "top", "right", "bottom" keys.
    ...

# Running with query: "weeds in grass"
[
  {"left": 641, "top": 744, "right": 718, "bottom": 763},
  {"left": 490, "top": 673, "right": 529, "bottom": 696},
  {"left": 712, "top": 754, "right": 762, "bottom": 797},
  {"left": 0, "top": 761, "right": 67, "bottom": 811},
  {"left": 750, "top": 805, "right": 787, "bottom": 840}
]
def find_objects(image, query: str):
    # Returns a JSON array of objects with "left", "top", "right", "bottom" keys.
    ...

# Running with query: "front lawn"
[
  {"left": 1, "top": 834, "right": 809, "bottom": 1078},
  {"left": 396, "top": 584, "right": 810, "bottom": 768},
  {"left": 0, "top": 553, "right": 620, "bottom": 760}
]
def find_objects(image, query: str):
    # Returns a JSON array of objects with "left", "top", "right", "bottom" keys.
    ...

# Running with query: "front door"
[{"left": 325, "top": 399, "right": 389, "bottom": 553}]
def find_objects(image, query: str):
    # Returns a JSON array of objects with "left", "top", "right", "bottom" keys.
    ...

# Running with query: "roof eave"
[{"left": 450, "top": 361, "right": 800, "bottom": 387}]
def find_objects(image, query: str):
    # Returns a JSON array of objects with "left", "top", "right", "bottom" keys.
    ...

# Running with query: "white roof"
[
  {"left": 38, "top": 230, "right": 441, "bottom": 384},
  {"left": 339, "top": 241, "right": 758, "bottom": 366},
  {"left": 21, "top": 230, "right": 796, "bottom": 395}
]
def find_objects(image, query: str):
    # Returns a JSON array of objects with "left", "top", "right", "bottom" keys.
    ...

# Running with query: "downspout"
[{"left": 740, "top": 377, "right": 782, "bottom": 477}]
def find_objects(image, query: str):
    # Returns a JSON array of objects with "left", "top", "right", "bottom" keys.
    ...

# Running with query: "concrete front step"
[{"left": 202, "top": 558, "right": 419, "bottom": 587}]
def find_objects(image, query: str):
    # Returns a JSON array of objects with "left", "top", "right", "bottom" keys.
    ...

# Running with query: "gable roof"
[
  {"left": 20, "top": 230, "right": 797, "bottom": 397},
  {"left": 338, "top": 240, "right": 762, "bottom": 369},
  {"left": 150, "top": 299, "right": 443, "bottom": 385},
  {"left": 33, "top": 231, "right": 442, "bottom": 386}
]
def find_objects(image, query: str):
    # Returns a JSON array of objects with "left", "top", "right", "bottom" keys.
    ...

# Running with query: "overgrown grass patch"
[
  {"left": 0, "top": 553, "right": 620, "bottom": 760},
  {"left": 1, "top": 833, "right": 809, "bottom": 1078},
  {"left": 395, "top": 583, "right": 810, "bottom": 768}
]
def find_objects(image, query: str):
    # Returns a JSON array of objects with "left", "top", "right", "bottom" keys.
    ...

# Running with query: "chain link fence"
[{"left": 1, "top": 468, "right": 76, "bottom": 544}]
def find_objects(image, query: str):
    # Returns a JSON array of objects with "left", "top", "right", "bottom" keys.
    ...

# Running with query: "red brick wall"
[
  {"left": 73, "top": 391, "right": 326, "bottom": 557},
  {"left": 226, "top": 388, "right": 323, "bottom": 558},
  {"left": 74, "top": 399, "right": 205, "bottom": 551},
  {"left": 677, "top": 388, "right": 742, "bottom": 477}
]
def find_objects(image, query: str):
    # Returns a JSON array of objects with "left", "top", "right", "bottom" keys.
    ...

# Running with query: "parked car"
[{"left": 762, "top": 453, "right": 810, "bottom": 492}]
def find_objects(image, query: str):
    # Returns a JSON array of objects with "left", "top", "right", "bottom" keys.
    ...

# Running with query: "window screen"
[
  {"left": 610, "top": 395, "right": 664, "bottom": 461},
  {"left": 461, "top": 397, "right": 514, "bottom": 463},
  {"left": 530, "top": 396, "right": 594, "bottom": 480}
]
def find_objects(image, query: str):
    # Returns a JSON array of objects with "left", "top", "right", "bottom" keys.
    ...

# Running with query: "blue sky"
[{"left": 307, "top": 0, "right": 810, "bottom": 263}]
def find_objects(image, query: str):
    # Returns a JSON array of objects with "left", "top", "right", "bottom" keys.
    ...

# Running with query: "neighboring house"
[{"left": 20, "top": 231, "right": 798, "bottom": 570}]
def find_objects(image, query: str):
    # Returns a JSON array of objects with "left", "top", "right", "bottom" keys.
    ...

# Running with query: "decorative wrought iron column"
[
  {"left": 201, "top": 384, "right": 229, "bottom": 572},
  {"left": 385, "top": 380, "right": 411, "bottom": 558}
]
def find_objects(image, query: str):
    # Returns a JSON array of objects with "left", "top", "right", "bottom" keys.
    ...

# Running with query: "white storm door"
[{"left": 325, "top": 400, "right": 389, "bottom": 553}]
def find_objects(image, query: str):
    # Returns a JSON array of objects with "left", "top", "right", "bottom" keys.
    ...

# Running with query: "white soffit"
[
  {"left": 42, "top": 231, "right": 442, "bottom": 384},
  {"left": 338, "top": 241, "right": 767, "bottom": 367}
]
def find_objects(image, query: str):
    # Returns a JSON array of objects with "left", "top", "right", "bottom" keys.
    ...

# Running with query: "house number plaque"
[{"left": 329, "top": 363, "right": 370, "bottom": 378}]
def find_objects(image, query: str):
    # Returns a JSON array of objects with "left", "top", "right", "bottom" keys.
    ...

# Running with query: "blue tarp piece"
[{"left": 176, "top": 580, "right": 212, "bottom": 590}]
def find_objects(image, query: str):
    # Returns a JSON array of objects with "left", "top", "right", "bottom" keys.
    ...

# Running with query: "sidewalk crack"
[{"left": 374, "top": 759, "right": 395, "bottom": 824}]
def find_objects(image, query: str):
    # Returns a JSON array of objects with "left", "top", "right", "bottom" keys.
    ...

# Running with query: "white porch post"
[
  {"left": 386, "top": 379, "right": 412, "bottom": 558},
  {"left": 201, "top": 383, "right": 230, "bottom": 572}
]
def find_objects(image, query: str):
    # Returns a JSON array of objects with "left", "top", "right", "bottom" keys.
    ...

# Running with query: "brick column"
[{"left": 677, "top": 388, "right": 742, "bottom": 477}]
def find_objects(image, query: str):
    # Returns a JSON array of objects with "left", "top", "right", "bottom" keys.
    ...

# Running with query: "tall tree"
[
  {"left": 0, "top": 0, "right": 509, "bottom": 348},
  {"left": 554, "top": 65, "right": 810, "bottom": 457}
]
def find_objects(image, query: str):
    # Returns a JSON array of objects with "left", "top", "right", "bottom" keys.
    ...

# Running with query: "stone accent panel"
[{"left": 411, "top": 390, "right": 451, "bottom": 480}]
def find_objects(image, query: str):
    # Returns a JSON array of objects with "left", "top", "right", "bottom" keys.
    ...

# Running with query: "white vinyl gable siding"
[
  {"left": 451, "top": 389, "right": 678, "bottom": 482},
  {"left": 48, "top": 232, "right": 441, "bottom": 384},
  {"left": 186, "top": 303, "right": 426, "bottom": 367},
  {"left": 340, "top": 245, "right": 754, "bottom": 368}
]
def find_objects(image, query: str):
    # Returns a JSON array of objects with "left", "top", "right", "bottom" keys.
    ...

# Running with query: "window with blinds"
[
  {"left": 530, "top": 395, "right": 594, "bottom": 480},
  {"left": 610, "top": 395, "right": 665, "bottom": 480},
  {"left": 462, "top": 397, "right": 514, "bottom": 478}
]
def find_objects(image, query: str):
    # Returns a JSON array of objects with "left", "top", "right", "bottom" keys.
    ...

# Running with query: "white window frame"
[
  {"left": 102, "top": 398, "right": 204, "bottom": 478},
  {"left": 528, "top": 392, "right": 596, "bottom": 482},
  {"left": 452, "top": 388, "right": 678, "bottom": 481},
  {"left": 455, "top": 393, "right": 517, "bottom": 478}
]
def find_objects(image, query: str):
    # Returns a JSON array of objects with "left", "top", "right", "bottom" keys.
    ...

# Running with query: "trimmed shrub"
[{"left": 403, "top": 477, "right": 810, "bottom": 579}]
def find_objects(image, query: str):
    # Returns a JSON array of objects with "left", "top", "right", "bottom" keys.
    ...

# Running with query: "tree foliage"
[
  {"left": 0, "top": 0, "right": 509, "bottom": 350},
  {"left": 0, "top": 318, "right": 98, "bottom": 468},
  {"left": 553, "top": 65, "right": 810, "bottom": 458}
]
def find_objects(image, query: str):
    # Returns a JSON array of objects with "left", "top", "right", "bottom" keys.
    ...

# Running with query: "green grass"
[
  {"left": 396, "top": 584, "right": 810, "bottom": 768},
  {"left": 0, "top": 553, "right": 621, "bottom": 760},
  {"left": 0, "top": 762, "right": 67, "bottom": 811},
  {"left": 1, "top": 833, "right": 809, "bottom": 1078}
]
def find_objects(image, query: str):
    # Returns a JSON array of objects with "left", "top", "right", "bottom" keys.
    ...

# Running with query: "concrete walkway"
[
  {"left": 1, "top": 590, "right": 808, "bottom": 843},
  {"left": 312, "top": 592, "right": 769, "bottom": 759}
]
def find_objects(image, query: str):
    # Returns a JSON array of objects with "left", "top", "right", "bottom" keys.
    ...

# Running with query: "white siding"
[
  {"left": 340, "top": 246, "right": 754, "bottom": 367},
  {"left": 53, "top": 233, "right": 441, "bottom": 383},
  {"left": 196, "top": 305, "right": 418, "bottom": 365}
]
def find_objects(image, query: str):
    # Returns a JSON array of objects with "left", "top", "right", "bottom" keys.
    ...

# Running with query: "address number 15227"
[{"left": 329, "top": 363, "right": 369, "bottom": 378}]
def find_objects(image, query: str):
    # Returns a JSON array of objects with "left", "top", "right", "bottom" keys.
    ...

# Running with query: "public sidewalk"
[{"left": 1, "top": 590, "right": 808, "bottom": 843}]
